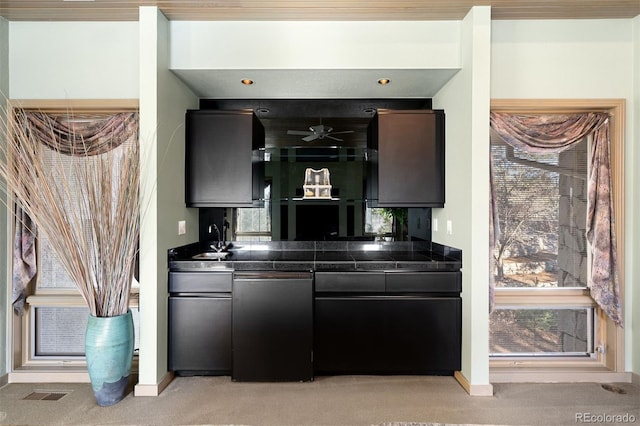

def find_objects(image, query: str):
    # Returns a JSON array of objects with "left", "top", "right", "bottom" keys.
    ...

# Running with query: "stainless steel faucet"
[{"left": 210, "top": 224, "right": 228, "bottom": 252}]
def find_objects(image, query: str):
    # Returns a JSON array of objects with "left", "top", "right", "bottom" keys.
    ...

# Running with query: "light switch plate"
[{"left": 178, "top": 220, "right": 186, "bottom": 235}]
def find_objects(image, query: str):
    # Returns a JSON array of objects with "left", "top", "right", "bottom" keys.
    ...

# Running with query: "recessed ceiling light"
[
  {"left": 256, "top": 108, "right": 270, "bottom": 114},
  {"left": 377, "top": 78, "right": 391, "bottom": 86},
  {"left": 241, "top": 79, "right": 254, "bottom": 85}
]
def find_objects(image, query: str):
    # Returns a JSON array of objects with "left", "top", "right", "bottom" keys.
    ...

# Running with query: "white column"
[{"left": 433, "top": 5, "right": 493, "bottom": 396}]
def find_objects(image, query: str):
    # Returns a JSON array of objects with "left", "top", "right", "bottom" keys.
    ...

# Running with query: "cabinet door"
[
  {"left": 370, "top": 110, "right": 445, "bottom": 207},
  {"left": 168, "top": 296, "right": 232, "bottom": 375},
  {"left": 185, "top": 110, "right": 264, "bottom": 207},
  {"left": 314, "top": 297, "right": 387, "bottom": 374},
  {"left": 314, "top": 296, "right": 461, "bottom": 374},
  {"left": 383, "top": 297, "right": 461, "bottom": 373}
]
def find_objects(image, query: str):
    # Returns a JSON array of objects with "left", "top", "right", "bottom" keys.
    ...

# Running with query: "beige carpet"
[
  {"left": 0, "top": 375, "right": 638, "bottom": 425},
  {"left": 378, "top": 423, "right": 507, "bottom": 426}
]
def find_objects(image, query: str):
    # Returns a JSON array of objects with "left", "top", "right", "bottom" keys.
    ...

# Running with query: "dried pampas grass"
[{"left": 0, "top": 107, "right": 139, "bottom": 317}]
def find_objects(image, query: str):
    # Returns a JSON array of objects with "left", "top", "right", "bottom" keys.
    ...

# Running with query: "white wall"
[
  {"left": 432, "top": 6, "right": 492, "bottom": 394},
  {"left": 632, "top": 15, "right": 640, "bottom": 379},
  {"left": 136, "top": 6, "right": 199, "bottom": 394},
  {"left": 491, "top": 19, "right": 634, "bottom": 99},
  {"left": 170, "top": 21, "right": 461, "bottom": 70},
  {"left": 0, "top": 16, "right": 9, "bottom": 383},
  {"left": 9, "top": 22, "right": 138, "bottom": 99},
  {"left": 168, "top": 20, "right": 463, "bottom": 98},
  {"left": 491, "top": 18, "right": 638, "bottom": 373}
]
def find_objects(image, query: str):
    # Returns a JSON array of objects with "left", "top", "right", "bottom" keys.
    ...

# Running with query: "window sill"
[
  {"left": 10, "top": 359, "right": 139, "bottom": 384},
  {"left": 490, "top": 358, "right": 632, "bottom": 383}
]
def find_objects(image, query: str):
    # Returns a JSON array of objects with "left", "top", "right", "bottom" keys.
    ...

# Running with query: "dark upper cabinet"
[
  {"left": 185, "top": 109, "right": 265, "bottom": 207},
  {"left": 368, "top": 109, "right": 445, "bottom": 207}
]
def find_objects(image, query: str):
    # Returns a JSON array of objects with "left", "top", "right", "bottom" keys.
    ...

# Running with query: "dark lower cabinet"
[
  {"left": 314, "top": 271, "right": 461, "bottom": 375},
  {"left": 168, "top": 271, "right": 233, "bottom": 375},
  {"left": 168, "top": 268, "right": 461, "bottom": 379},
  {"left": 384, "top": 297, "right": 461, "bottom": 373},
  {"left": 168, "top": 295, "right": 232, "bottom": 375},
  {"left": 315, "top": 297, "right": 461, "bottom": 374}
]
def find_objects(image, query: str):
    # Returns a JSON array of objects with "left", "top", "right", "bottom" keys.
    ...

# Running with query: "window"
[
  {"left": 492, "top": 137, "right": 588, "bottom": 290},
  {"left": 235, "top": 183, "right": 272, "bottom": 241},
  {"left": 490, "top": 307, "right": 594, "bottom": 356},
  {"left": 9, "top": 104, "right": 140, "bottom": 371},
  {"left": 488, "top": 100, "right": 626, "bottom": 379},
  {"left": 30, "top": 306, "right": 140, "bottom": 359},
  {"left": 490, "top": 133, "right": 595, "bottom": 357},
  {"left": 38, "top": 144, "right": 90, "bottom": 290},
  {"left": 364, "top": 208, "right": 393, "bottom": 238},
  {"left": 29, "top": 141, "right": 140, "bottom": 361}
]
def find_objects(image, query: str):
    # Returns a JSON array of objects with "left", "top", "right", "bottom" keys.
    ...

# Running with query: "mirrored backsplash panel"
[{"left": 199, "top": 205, "right": 431, "bottom": 242}]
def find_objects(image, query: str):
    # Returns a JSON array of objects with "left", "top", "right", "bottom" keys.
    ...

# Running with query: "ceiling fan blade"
[
  {"left": 327, "top": 130, "right": 355, "bottom": 135},
  {"left": 325, "top": 135, "right": 344, "bottom": 142},
  {"left": 302, "top": 134, "right": 319, "bottom": 142},
  {"left": 288, "top": 130, "right": 314, "bottom": 136}
]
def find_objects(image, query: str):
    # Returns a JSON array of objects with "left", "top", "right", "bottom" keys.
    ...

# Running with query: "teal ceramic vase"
[{"left": 85, "top": 310, "right": 134, "bottom": 406}]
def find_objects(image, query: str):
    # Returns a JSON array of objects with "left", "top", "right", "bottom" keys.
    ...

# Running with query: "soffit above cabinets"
[
  {"left": 1, "top": 1, "right": 639, "bottom": 21},
  {"left": 172, "top": 69, "right": 460, "bottom": 99}
]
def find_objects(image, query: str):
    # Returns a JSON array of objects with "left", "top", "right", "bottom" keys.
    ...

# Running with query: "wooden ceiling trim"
[
  {"left": 161, "top": 10, "right": 472, "bottom": 21},
  {"left": 0, "top": 0, "right": 638, "bottom": 22}
]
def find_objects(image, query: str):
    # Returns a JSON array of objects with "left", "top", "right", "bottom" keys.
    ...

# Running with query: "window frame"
[
  {"left": 489, "top": 99, "right": 626, "bottom": 380},
  {"left": 7, "top": 100, "right": 139, "bottom": 377}
]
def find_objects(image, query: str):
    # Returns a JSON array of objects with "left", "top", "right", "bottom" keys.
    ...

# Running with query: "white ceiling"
[{"left": 172, "top": 68, "right": 460, "bottom": 99}]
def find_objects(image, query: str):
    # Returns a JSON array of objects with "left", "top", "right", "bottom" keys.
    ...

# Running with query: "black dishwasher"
[{"left": 232, "top": 271, "right": 313, "bottom": 382}]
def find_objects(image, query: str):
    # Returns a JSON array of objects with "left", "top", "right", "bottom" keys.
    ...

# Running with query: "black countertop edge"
[
  {"left": 169, "top": 261, "right": 461, "bottom": 273},
  {"left": 168, "top": 240, "right": 462, "bottom": 272},
  {"left": 169, "top": 240, "right": 461, "bottom": 260}
]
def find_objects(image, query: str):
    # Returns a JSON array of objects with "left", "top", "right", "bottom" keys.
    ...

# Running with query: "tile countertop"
[{"left": 168, "top": 241, "right": 462, "bottom": 272}]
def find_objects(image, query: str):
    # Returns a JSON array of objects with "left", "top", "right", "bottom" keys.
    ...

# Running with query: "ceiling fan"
[{"left": 287, "top": 122, "right": 354, "bottom": 142}]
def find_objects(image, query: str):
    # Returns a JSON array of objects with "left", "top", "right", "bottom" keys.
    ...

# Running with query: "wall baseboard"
[
  {"left": 454, "top": 371, "right": 494, "bottom": 396},
  {"left": 0, "top": 373, "right": 8, "bottom": 388},
  {"left": 8, "top": 370, "right": 90, "bottom": 383},
  {"left": 491, "top": 370, "right": 632, "bottom": 384},
  {"left": 632, "top": 372, "right": 640, "bottom": 386},
  {"left": 134, "top": 371, "right": 174, "bottom": 397}
]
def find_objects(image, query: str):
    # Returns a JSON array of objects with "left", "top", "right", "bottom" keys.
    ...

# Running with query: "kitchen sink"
[{"left": 192, "top": 251, "right": 230, "bottom": 260}]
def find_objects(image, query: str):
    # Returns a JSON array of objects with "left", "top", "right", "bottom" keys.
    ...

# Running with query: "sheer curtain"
[
  {"left": 489, "top": 112, "right": 622, "bottom": 327},
  {"left": 11, "top": 111, "right": 138, "bottom": 314}
]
